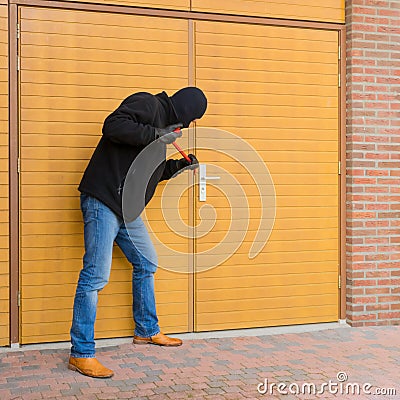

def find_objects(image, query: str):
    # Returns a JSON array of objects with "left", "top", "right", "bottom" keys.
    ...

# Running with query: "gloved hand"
[
  {"left": 176, "top": 154, "right": 199, "bottom": 172},
  {"left": 155, "top": 123, "right": 183, "bottom": 144}
]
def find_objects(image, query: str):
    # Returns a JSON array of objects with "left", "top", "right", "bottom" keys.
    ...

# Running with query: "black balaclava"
[{"left": 170, "top": 87, "right": 207, "bottom": 128}]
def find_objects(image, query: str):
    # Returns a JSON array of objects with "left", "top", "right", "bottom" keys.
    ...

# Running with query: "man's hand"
[
  {"left": 185, "top": 154, "right": 199, "bottom": 170},
  {"left": 175, "top": 154, "right": 199, "bottom": 175},
  {"left": 155, "top": 123, "right": 183, "bottom": 144}
]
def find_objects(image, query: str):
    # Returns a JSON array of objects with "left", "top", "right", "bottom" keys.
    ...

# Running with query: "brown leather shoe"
[
  {"left": 68, "top": 356, "right": 114, "bottom": 378},
  {"left": 132, "top": 332, "right": 182, "bottom": 347}
]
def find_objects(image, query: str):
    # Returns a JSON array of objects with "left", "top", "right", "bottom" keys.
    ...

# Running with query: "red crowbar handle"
[{"left": 172, "top": 128, "right": 192, "bottom": 163}]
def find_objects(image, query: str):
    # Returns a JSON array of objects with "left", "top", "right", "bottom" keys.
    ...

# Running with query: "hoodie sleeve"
[
  {"left": 159, "top": 159, "right": 181, "bottom": 181},
  {"left": 102, "top": 96, "right": 157, "bottom": 146}
]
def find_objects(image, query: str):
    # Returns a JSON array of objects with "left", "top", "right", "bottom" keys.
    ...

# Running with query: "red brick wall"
[{"left": 346, "top": 0, "right": 400, "bottom": 326}]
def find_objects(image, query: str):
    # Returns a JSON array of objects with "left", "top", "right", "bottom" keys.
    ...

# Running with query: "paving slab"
[{"left": 0, "top": 325, "right": 399, "bottom": 399}]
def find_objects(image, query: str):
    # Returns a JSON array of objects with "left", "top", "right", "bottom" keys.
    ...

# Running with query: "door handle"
[{"left": 199, "top": 164, "right": 220, "bottom": 202}]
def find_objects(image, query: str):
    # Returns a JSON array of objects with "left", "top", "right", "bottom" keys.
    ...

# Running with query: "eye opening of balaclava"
[{"left": 170, "top": 87, "right": 208, "bottom": 128}]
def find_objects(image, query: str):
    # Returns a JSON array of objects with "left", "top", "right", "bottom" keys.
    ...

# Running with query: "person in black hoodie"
[{"left": 68, "top": 87, "right": 207, "bottom": 379}]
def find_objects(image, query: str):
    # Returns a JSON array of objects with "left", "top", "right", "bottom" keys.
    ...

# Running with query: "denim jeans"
[{"left": 70, "top": 194, "right": 160, "bottom": 358}]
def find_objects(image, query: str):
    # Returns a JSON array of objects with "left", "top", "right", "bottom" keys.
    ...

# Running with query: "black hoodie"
[{"left": 78, "top": 89, "right": 207, "bottom": 218}]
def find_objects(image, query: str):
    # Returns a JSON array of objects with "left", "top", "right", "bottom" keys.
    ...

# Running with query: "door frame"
[
  {"left": 8, "top": 0, "right": 346, "bottom": 345},
  {"left": 8, "top": 2, "right": 19, "bottom": 345}
]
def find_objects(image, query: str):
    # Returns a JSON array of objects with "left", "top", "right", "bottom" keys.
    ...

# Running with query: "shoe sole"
[
  {"left": 132, "top": 339, "right": 182, "bottom": 347},
  {"left": 68, "top": 363, "right": 114, "bottom": 379}
]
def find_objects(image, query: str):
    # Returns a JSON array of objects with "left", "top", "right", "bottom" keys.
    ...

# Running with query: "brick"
[
  {"left": 349, "top": 262, "right": 376, "bottom": 270},
  {"left": 365, "top": 270, "right": 390, "bottom": 278},
  {"left": 365, "top": 152, "right": 389, "bottom": 159},
  {"left": 352, "top": 178, "right": 377, "bottom": 184},
  {"left": 352, "top": 6, "right": 377, "bottom": 15},
  {"left": 366, "top": 170, "right": 389, "bottom": 177},
  {"left": 347, "top": 254, "right": 365, "bottom": 262},
  {"left": 347, "top": 238, "right": 364, "bottom": 245},
  {"left": 366, "top": 304, "right": 390, "bottom": 311},
  {"left": 365, "top": 203, "right": 389, "bottom": 210},
  {"left": 377, "top": 195, "right": 400, "bottom": 202},
  {"left": 348, "top": 271, "right": 365, "bottom": 279},
  {"left": 365, "top": 220, "right": 389, "bottom": 227},
  {"left": 347, "top": 304, "right": 365, "bottom": 312},
  {"left": 347, "top": 287, "right": 364, "bottom": 295},
  {"left": 379, "top": 161, "right": 400, "bottom": 168},
  {"left": 379, "top": 295, "right": 400, "bottom": 303},
  {"left": 390, "top": 270, "right": 400, "bottom": 276},
  {"left": 351, "top": 313, "right": 377, "bottom": 321},
  {"left": 352, "top": 279, "right": 377, "bottom": 286},
  {"left": 365, "top": 85, "right": 390, "bottom": 93},
  {"left": 347, "top": 168, "right": 367, "bottom": 176},
  {"left": 377, "top": 262, "right": 400, "bottom": 269},
  {"left": 349, "top": 194, "right": 377, "bottom": 202},
  {"left": 365, "top": 288, "right": 390, "bottom": 295},
  {"left": 378, "top": 8, "right": 400, "bottom": 17},
  {"left": 377, "top": 145, "right": 400, "bottom": 152},
  {"left": 365, "top": 237, "right": 389, "bottom": 244},
  {"left": 377, "top": 278, "right": 400, "bottom": 286},
  {"left": 349, "top": 321, "right": 365, "bottom": 327},
  {"left": 352, "top": 296, "right": 376, "bottom": 304},
  {"left": 377, "top": 211, "right": 400, "bottom": 218},
  {"left": 350, "top": 245, "right": 377, "bottom": 252},
  {"left": 347, "top": 202, "right": 365, "bottom": 210},
  {"left": 365, "top": 16, "right": 390, "bottom": 24},
  {"left": 378, "top": 245, "right": 400, "bottom": 252},
  {"left": 378, "top": 312, "right": 400, "bottom": 319},
  {"left": 365, "top": 253, "right": 389, "bottom": 261},
  {"left": 347, "top": 211, "right": 376, "bottom": 219},
  {"left": 360, "top": 321, "right": 376, "bottom": 326}
]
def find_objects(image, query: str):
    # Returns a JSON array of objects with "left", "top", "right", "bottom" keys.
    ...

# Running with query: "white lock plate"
[
  {"left": 199, "top": 164, "right": 207, "bottom": 202},
  {"left": 199, "top": 164, "right": 220, "bottom": 202}
]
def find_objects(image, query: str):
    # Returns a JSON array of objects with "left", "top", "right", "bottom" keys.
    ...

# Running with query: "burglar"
[{"left": 68, "top": 87, "right": 207, "bottom": 378}]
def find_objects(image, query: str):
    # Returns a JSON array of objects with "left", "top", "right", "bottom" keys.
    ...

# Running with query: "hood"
[{"left": 170, "top": 87, "right": 207, "bottom": 128}]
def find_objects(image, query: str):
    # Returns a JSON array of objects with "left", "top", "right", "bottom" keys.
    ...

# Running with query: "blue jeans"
[{"left": 70, "top": 194, "right": 160, "bottom": 358}]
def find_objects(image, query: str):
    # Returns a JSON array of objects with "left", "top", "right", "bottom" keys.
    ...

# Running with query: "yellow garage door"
[
  {"left": 62, "top": 0, "right": 190, "bottom": 11},
  {"left": 194, "top": 21, "right": 340, "bottom": 330},
  {"left": 0, "top": 4, "right": 9, "bottom": 346},
  {"left": 20, "top": 7, "right": 191, "bottom": 343},
  {"left": 191, "top": 0, "right": 344, "bottom": 23}
]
